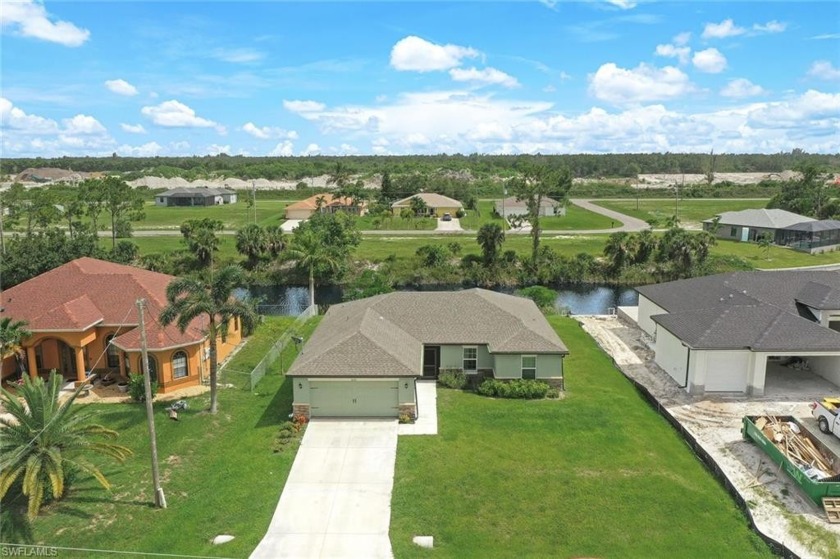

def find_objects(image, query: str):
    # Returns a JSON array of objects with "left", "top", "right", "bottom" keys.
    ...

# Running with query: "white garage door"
[
  {"left": 705, "top": 351, "right": 750, "bottom": 392},
  {"left": 310, "top": 379, "right": 399, "bottom": 418}
]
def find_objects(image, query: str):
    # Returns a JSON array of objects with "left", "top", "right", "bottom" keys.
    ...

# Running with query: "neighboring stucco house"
[
  {"left": 155, "top": 187, "right": 238, "bottom": 207},
  {"left": 494, "top": 196, "right": 566, "bottom": 218},
  {"left": 0, "top": 258, "right": 242, "bottom": 393},
  {"left": 284, "top": 193, "right": 368, "bottom": 220},
  {"left": 289, "top": 289, "right": 568, "bottom": 419},
  {"left": 630, "top": 271, "right": 840, "bottom": 396},
  {"left": 702, "top": 208, "right": 813, "bottom": 242},
  {"left": 391, "top": 193, "right": 464, "bottom": 217}
]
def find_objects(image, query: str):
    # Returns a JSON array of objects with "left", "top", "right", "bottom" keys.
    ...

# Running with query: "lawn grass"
[
  {"left": 390, "top": 316, "right": 772, "bottom": 559},
  {"left": 460, "top": 200, "right": 614, "bottom": 231},
  {"left": 594, "top": 198, "right": 770, "bottom": 226},
  {"left": 711, "top": 238, "right": 840, "bottom": 269},
  {"left": 355, "top": 214, "right": 437, "bottom": 231},
  {"left": 5, "top": 316, "right": 320, "bottom": 558},
  {"left": 132, "top": 200, "right": 287, "bottom": 230}
]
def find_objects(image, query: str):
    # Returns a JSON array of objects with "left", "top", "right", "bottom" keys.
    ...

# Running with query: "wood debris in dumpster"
[{"left": 755, "top": 416, "right": 835, "bottom": 481}]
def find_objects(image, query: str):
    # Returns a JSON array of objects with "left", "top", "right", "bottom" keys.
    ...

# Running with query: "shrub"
[
  {"left": 398, "top": 413, "right": 413, "bottom": 424},
  {"left": 438, "top": 368, "right": 467, "bottom": 389},
  {"left": 517, "top": 285, "right": 558, "bottom": 311},
  {"left": 127, "top": 373, "right": 158, "bottom": 402},
  {"left": 455, "top": 209, "right": 466, "bottom": 218},
  {"left": 477, "top": 379, "right": 551, "bottom": 399}
]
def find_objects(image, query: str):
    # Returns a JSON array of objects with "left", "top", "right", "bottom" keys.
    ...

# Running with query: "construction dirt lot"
[{"left": 578, "top": 315, "right": 840, "bottom": 559}]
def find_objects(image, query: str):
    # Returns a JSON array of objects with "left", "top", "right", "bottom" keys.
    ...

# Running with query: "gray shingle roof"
[
  {"left": 782, "top": 219, "right": 840, "bottom": 233},
  {"left": 639, "top": 271, "right": 840, "bottom": 351},
  {"left": 159, "top": 187, "right": 234, "bottom": 197},
  {"left": 494, "top": 196, "right": 559, "bottom": 209},
  {"left": 289, "top": 289, "right": 568, "bottom": 377},
  {"left": 703, "top": 208, "right": 814, "bottom": 229}
]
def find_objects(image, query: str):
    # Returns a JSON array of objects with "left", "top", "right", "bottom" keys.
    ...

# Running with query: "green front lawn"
[
  {"left": 132, "top": 200, "right": 287, "bottom": 229},
  {"left": 7, "top": 316, "right": 319, "bottom": 557},
  {"left": 460, "top": 200, "right": 614, "bottom": 231},
  {"left": 355, "top": 214, "right": 437, "bottom": 231},
  {"left": 711, "top": 238, "right": 840, "bottom": 269},
  {"left": 390, "top": 316, "right": 772, "bottom": 558},
  {"left": 594, "top": 198, "right": 770, "bottom": 226}
]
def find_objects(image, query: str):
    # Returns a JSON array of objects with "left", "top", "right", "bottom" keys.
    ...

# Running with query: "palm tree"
[
  {"left": 285, "top": 226, "right": 341, "bottom": 309},
  {"left": 0, "top": 318, "right": 31, "bottom": 381},
  {"left": 0, "top": 372, "right": 132, "bottom": 519},
  {"left": 476, "top": 223, "right": 505, "bottom": 266},
  {"left": 326, "top": 162, "right": 351, "bottom": 190},
  {"left": 603, "top": 232, "right": 631, "bottom": 275},
  {"left": 160, "top": 266, "right": 257, "bottom": 414},
  {"left": 264, "top": 225, "right": 285, "bottom": 258},
  {"left": 235, "top": 224, "right": 267, "bottom": 269}
]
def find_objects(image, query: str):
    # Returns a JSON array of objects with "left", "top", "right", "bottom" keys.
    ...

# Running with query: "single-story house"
[
  {"left": 702, "top": 208, "right": 813, "bottom": 242},
  {"left": 391, "top": 193, "right": 463, "bottom": 218},
  {"left": 494, "top": 196, "right": 566, "bottom": 218},
  {"left": 289, "top": 289, "right": 568, "bottom": 419},
  {"left": 775, "top": 219, "right": 840, "bottom": 254},
  {"left": 284, "top": 193, "right": 368, "bottom": 220},
  {"left": 0, "top": 258, "right": 241, "bottom": 393},
  {"left": 155, "top": 187, "right": 237, "bottom": 207},
  {"left": 631, "top": 271, "right": 840, "bottom": 396}
]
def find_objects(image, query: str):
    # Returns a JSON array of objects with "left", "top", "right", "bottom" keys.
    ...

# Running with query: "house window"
[
  {"left": 730, "top": 227, "right": 737, "bottom": 237},
  {"left": 141, "top": 355, "right": 159, "bottom": 383},
  {"left": 522, "top": 355, "right": 537, "bottom": 380},
  {"left": 172, "top": 351, "right": 188, "bottom": 379},
  {"left": 105, "top": 334, "right": 119, "bottom": 368},
  {"left": 463, "top": 347, "right": 477, "bottom": 371}
]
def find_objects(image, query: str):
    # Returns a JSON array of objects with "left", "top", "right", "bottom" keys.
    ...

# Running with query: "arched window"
[
  {"left": 172, "top": 351, "right": 188, "bottom": 379},
  {"left": 105, "top": 334, "right": 119, "bottom": 368},
  {"left": 140, "top": 355, "right": 159, "bottom": 383}
]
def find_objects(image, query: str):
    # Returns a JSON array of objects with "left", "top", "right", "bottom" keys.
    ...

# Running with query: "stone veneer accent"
[
  {"left": 292, "top": 403, "right": 311, "bottom": 419},
  {"left": 399, "top": 403, "right": 417, "bottom": 419}
]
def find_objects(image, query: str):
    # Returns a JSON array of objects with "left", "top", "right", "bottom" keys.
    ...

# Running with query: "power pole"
[
  {"left": 252, "top": 181, "right": 257, "bottom": 224},
  {"left": 137, "top": 298, "right": 167, "bottom": 509}
]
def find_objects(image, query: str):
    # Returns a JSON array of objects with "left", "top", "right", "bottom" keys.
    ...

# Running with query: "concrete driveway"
[
  {"left": 250, "top": 419, "right": 397, "bottom": 559},
  {"left": 435, "top": 217, "right": 462, "bottom": 231}
]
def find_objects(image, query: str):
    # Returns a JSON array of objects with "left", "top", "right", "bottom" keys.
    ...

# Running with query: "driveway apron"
[{"left": 250, "top": 419, "right": 398, "bottom": 559}]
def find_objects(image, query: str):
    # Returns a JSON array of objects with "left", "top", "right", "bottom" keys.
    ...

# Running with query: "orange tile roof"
[{"left": 1, "top": 258, "right": 207, "bottom": 350}]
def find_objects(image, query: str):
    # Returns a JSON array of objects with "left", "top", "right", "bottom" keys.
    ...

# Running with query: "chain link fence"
[{"left": 246, "top": 304, "right": 317, "bottom": 391}]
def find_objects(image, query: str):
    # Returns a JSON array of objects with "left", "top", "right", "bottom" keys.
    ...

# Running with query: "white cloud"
[
  {"left": 283, "top": 99, "right": 326, "bottom": 113},
  {"left": 448, "top": 67, "right": 520, "bottom": 88},
  {"left": 269, "top": 140, "right": 295, "bottom": 156},
  {"left": 0, "top": 0, "right": 90, "bottom": 47},
  {"left": 0, "top": 97, "right": 59, "bottom": 134},
  {"left": 120, "top": 123, "right": 147, "bottom": 134},
  {"left": 212, "top": 48, "right": 265, "bottom": 64},
  {"left": 655, "top": 43, "right": 691, "bottom": 65},
  {"left": 588, "top": 63, "right": 695, "bottom": 104},
  {"left": 808, "top": 60, "right": 840, "bottom": 81},
  {"left": 63, "top": 114, "right": 107, "bottom": 135},
  {"left": 692, "top": 48, "right": 727, "bottom": 73},
  {"left": 673, "top": 32, "right": 691, "bottom": 46},
  {"left": 301, "top": 143, "right": 321, "bottom": 156},
  {"left": 810, "top": 33, "right": 840, "bottom": 40},
  {"left": 117, "top": 141, "right": 163, "bottom": 157},
  {"left": 242, "top": 122, "right": 297, "bottom": 140},
  {"left": 702, "top": 19, "right": 745, "bottom": 39},
  {"left": 141, "top": 100, "right": 218, "bottom": 128},
  {"left": 543, "top": 85, "right": 557, "bottom": 93},
  {"left": 753, "top": 21, "right": 786, "bottom": 34},
  {"left": 105, "top": 79, "right": 138, "bottom": 96},
  {"left": 605, "top": 0, "right": 637, "bottom": 8},
  {"left": 390, "top": 36, "right": 479, "bottom": 72},
  {"left": 720, "top": 78, "right": 765, "bottom": 98}
]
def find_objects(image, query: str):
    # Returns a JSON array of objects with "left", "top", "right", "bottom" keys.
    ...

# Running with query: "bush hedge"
[
  {"left": 438, "top": 368, "right": 468, "bottom": 389},
  {"left": 477, "top": 379, "right": 556, "bottom": 399}
]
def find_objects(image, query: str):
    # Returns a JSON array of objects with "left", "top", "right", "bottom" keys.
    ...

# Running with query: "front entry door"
[{"left": 423, "top": 346, "right": 441, "bottom": 378}]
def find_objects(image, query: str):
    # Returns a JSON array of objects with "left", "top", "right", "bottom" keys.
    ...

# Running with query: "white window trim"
[
  {"left": 521, "top": 355, "right": 537, "bottom": 379},
  {"left": 463, "top": 346, "right": 478, "bottom": 372},
  {"left": 172, "top": 351, "right": 189, "bottom": 379}
]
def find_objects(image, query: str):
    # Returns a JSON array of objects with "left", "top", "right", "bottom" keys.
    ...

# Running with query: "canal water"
[{"left": 246, "top": 283, "right": 638, "bottom": 316}]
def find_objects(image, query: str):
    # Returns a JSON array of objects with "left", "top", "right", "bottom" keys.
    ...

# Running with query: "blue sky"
[{"left": 1, "top": 0, "right": 838, "bottom": 157}]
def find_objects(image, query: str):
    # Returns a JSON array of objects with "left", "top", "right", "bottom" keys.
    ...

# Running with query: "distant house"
[
  {"left": 289, "top": 289, "right": 568, "bottom": 419},
  {"left": 494, "top": 196, "right": 566, "bottom": 218},
  {"left": 702, "top": 208, "right": 813, "bottom": 242},
  {"left": 775, "top": 220, "right": 840, "bottom": 254},
  {"left": 284, "top": 193, "right": 368, "bottom": 220},
  {"left": 155, "top": 187, "right": 237, "bottom": 207},
  {"left": 0, "top": 258, "right": 242, "bottom": 393},
  {"left": 391, "top": 193, "right": 463, "bottom": 217}
]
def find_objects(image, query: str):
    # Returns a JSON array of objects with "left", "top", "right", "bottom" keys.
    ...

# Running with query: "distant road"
[{"left": 569, "top": 199, "right": 650, "bottom": 233}]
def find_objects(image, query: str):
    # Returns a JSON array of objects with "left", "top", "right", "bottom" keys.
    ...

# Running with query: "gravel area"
[{"left": 577, "top": 315, "right": 840, "bottom": 559}]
